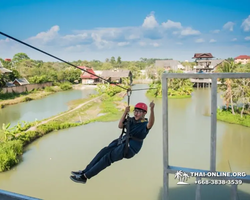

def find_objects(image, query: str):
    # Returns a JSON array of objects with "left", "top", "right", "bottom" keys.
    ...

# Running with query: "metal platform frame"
[{"left": 162, "top": 73, "right": 250, "bottom": 200}]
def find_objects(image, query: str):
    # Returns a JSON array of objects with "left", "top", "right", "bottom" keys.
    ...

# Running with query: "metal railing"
[
  {"left": 0, "top": 189, "right": 42, "bottom": 200},
  {"left": 162, "top": 73, "right": 250, "bottom": 200}
]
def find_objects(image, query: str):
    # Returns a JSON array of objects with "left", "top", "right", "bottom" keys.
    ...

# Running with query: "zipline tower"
[{"left": 161, "top": 72, "right": 250, "bottom": 200}]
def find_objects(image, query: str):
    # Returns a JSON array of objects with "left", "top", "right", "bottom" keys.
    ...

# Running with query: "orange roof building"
[{"left": 234, "top": 55, "right": 250, "bottom": 64}]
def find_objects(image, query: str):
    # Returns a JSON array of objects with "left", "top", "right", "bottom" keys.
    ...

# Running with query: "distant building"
[
  {"left": 101, "top": 69, "right": 132, "bottom": 84},
  {"left": 192, "top": 53, "right": 224, "bottom": 72},
  {"left": 79, "top": 66, "right": 99, "bottom": 84},
  {"left": 6, "top": 82, "right": 15, "bottom": 87},
  {"left": 13, "top": 78, "right": 30, "bottom": 86},
  {"left": 0, "top": 61, "right": 12, "bottom": 74},
  {"left": 154, "top": 60, "right": 185, "bottom": 71},
  {"left": 234, "top": 55, "right": 250, "bottom": 65}
]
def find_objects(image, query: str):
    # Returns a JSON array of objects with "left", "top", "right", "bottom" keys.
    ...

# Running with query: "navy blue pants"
[{"left": 84, "top": 139, "right": 136, "bottom": 179}]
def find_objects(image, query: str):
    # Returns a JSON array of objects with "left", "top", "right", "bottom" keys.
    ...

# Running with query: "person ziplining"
[
  {"left": 70, "top": 100, "right": 155, "bottom": 184},
  {"left": 0, "top": 32, "right": 156, "bottom": 183}
]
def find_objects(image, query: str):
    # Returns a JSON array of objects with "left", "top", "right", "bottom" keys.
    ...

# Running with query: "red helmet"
[{"left": 134, "top": 102, "right": 147, "bottom": 113}]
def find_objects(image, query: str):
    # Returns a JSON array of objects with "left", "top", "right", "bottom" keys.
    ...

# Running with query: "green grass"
[
  {"left": 217, "top": 109, "right": 250, "bottom": 127},
  {"left": 0, "top": 91, "right": 126, "bottom": 172},
  {"left": 168, "top": 95, "right": 191, "bottom": 99},
  {"left": 146, "top": 92, "right": 191, "bottom": 99}
]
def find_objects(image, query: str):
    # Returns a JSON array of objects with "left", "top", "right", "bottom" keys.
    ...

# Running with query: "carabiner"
[{"left": 127, "top": 88, "right": 132, "bottom": 97}]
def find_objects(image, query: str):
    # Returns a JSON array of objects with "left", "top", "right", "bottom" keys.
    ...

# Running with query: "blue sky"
[{"left": 0, "top": 0, "right": 250, "bottom": 62}]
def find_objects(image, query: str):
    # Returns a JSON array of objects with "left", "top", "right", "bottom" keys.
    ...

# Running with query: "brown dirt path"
[{"left": 26, "top": 95, "right": 102, "bottom": 132}]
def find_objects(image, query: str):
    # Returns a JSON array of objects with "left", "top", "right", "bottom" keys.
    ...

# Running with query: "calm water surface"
[
  {"left": 0, "top": 87, "right": 97, "bottom": 128},
  {"left": 0, "top": 84, "right": 249, "bottom": 200}
]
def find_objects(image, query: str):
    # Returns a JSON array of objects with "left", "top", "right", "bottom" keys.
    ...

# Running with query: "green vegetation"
[
  {"left": 0, "top": 84, "right": 128, "bottom": 172},
  {"left": 0, "top": 53, "right": 160, "bottom": 87},
  {"left": 217, "top": 109, "right": 250, "bottom": 127},
  {"left": 0, "top": 141, "right": 23, "bottom": 171},
  {"left": 215, "top": 61, "right": 250, "bottom": 126},
  {"left": 146, "top": 70, "right": 193, "bottom": 98}
]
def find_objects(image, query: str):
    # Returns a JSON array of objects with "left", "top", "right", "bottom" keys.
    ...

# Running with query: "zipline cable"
[
  {"left": 0, "top": 31, "right": 158, "bottom": 93},
  {"left": 0, "top": 31, "right": 128, "bottom": 91}
]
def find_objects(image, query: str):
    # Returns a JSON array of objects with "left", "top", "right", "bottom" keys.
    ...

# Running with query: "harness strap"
[
  {"left": 118, "top": 88, "right": 144, "bottom": 157},
  {"left": 118, "top": 117, "right": 144, "bottom": 157}
]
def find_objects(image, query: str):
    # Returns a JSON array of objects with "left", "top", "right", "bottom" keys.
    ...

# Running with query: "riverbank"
[
  {"left": 217, "top": 109, "right": 250, "bottom": 127},
  {"left": 0, "top": 90, "right": 128, "bottom": 172},
  {"left": 145, "top": 91, "right": 192, "bottom": 99},
  {"left": 0, "top": 80, "right": 145, "bottom": 109},
  {"left": 0, "top": 83, "right": 73, "bottom": 109}
]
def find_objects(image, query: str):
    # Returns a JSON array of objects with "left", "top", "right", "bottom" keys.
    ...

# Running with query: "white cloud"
[
  {"left": 64, "top": 45, "right": 85, "bottom": 52},
  {"left": 223, "top": 22, "right": 235, "bottom": 31},
  {"left": 241, "top": 15, "right": 250, "bottom": 32},
  {"left": 139, "top": 41, "right": 146, "bottom": 46},
  {"left": 127, "top": 33, "right": 141, "bottom": 40},
  {"left": 195, "top": 38, "right": 205, "bottom": 43},
  {"left": 231, "top": 38, "right": 237, "bottom": 41},
  {"left": 150, "top": 42, "right": 160, "bottom": 47},
  {"left": 27, "top": 25, "right": 60, "bottom": 44},
  {"left": 142, "top": 12, "right": 158, "bottom": 29},
  {"left": 91, "top": 33, "right": 111, "bottom": 49},
  {"left": 1, "top": 11, "right": 248, "bottom": 62},
  {"left": 162, "top": 20, "right": 182, "bottom": 29},
  {"left": 211, "top": 30, "right": 220, "bottom": 33},
  {"left": 180, "top": 27, "right": 201, "bottom": 36},
  {"left": 117, "top": 42, "right": 130, "bottom": 46}
]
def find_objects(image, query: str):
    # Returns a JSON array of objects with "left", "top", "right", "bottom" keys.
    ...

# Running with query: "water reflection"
[
  {"left": 0, "top": 88, "right": 97, "bottom": 128},
  {"left": 0, "top": 85, "right": 249, "bottom": 200},
  {"left": 217, "top": 125, "right": 250, "bottom": 173}
]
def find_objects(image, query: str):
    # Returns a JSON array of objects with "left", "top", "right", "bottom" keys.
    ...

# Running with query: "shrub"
[
  {"left": 24, "top": 97, "right": 33, "bottom": 102},
  {"left": 44, "top": 87, "right": 55, "bottom": 92},
  {"left": 60, "top": 82, "right": 72, "bottom": 90},
  {"left": 0, "top": 140, "right": 23, "bottom": 172}
]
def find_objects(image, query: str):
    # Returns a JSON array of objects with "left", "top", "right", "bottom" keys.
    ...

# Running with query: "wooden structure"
[
  {"left": 162, "top": 72, "right": 250, "bottom": 200},
  {"left": 192, "top": 53, "right": 224, "bottom": 73},
  {"left": 13, "top": 78, "right": 30, "bottom": 86},
  {"left": 101, "top": 69, "right": 132, "bottom": 84},
  {"left": 190, "top": 78, "right": 222, "bottom": 88}
]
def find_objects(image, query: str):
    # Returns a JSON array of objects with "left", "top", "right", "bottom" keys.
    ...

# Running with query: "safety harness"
[{"left": 117, "top": 89, "right": 144, "bottom": 157}]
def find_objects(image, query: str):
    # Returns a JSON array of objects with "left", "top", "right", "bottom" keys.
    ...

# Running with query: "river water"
[
  {"left": 0, "top": 86, "right": 97, "bottom": 128},
  {"left": 0, "top": 84, "right": 249, "bottom": 200}
]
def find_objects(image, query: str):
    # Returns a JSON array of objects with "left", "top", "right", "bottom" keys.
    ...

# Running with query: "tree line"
[{"left": 0, "top": 53, "right": 177, "bottom": 87}]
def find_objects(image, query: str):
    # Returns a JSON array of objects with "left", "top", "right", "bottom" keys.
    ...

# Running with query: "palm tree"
[
  {"left": 232, "top": 79, "right": 250, "bottom": 117},
  {"left": 215, "top": 61, "right": 239, "bottom": 115},
  {"left": 175, "top": 170, "right": 183, "bottom": 182},
  {"left": 183, "top": 173, "right": 190, "bottom": 182}
]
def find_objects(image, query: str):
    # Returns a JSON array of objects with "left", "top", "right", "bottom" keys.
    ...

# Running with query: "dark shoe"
[
  {"left": 71, "top": 170, "right": 83, "bottom": 176},
  {"left": 70, "top": 175, "right": 87, "bottom": 184}
]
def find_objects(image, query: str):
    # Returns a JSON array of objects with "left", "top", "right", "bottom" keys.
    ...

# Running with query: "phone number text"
[{"left": 194, "top": 179, "right": 243, "bottom": 185}]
